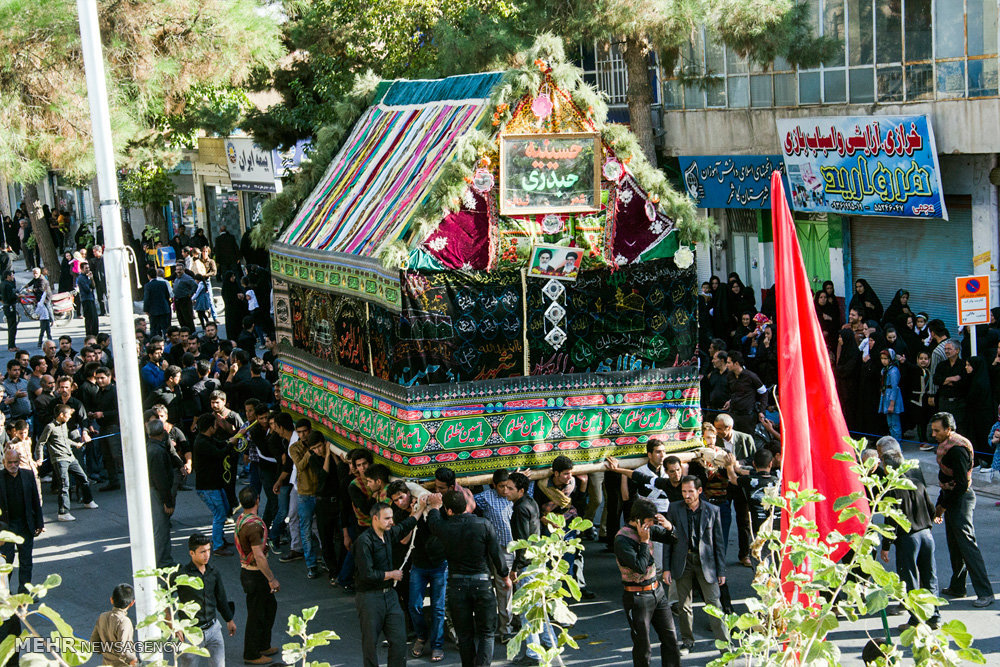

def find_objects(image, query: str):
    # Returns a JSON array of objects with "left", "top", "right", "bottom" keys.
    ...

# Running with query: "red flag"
[{"left": 771, "top": 172, "right": 870, "bottom": 604}]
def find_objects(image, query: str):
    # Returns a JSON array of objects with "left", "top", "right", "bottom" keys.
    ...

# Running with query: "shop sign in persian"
[
  {"left": 500, "top": 132, "right": 601, "bottom": 215},
  {"left": 777, "top": 115, "right": 947, "bottom": 219},
  {"left": 677, "top": 155, "right": 792, "bottom": 209},
  {"left": 225, "top": 137, "right": 277, "bottom": 192}
]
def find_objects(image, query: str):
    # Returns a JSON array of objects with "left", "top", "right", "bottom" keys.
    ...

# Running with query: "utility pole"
[{"left": 76, "top": 0, "right": 157, "bottom": 637}]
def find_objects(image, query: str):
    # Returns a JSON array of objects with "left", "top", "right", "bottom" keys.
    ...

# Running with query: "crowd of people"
[{"left": 0, "top": 224, "right": 995, "bottom": 667}]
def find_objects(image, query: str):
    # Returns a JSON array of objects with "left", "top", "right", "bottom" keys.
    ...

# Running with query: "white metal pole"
[{"left": 76, "top": 0, "right": 157, "bottom": 638}]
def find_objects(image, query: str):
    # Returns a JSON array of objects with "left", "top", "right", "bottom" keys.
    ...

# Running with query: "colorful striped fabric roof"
[{"left": 279, "top": 72, "right": 503, "bottom": 256}]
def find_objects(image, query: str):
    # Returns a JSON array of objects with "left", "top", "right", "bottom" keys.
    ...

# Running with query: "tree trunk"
[
  {"left": 23, "top": 184, "right": 60, "bottom": 284},
  {"left": 623, "top": 35, "right": 657, "bottom": 165},
  {"left": 143, "top": 203, "right": 168, "bottom": 244}
]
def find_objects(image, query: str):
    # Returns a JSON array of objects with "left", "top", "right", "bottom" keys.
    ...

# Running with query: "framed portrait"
[
  {"left": 527, "top": 244, "right": 584, "bottom": 282},
  {"left": 499, "top": 132, "right": 601, "bottom": 215}
]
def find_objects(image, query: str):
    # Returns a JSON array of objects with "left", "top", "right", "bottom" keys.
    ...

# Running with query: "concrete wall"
[{"left": 660, "top": 98, "right": 1000, "bottom": 156}]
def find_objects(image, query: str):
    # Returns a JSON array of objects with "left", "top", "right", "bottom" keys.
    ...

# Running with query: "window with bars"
[
  {"left": 662, "top": 0, "right": 999, "bottom": 110},
  {"left": 575, "top": 42, "right": 660, "bottom": 108}
]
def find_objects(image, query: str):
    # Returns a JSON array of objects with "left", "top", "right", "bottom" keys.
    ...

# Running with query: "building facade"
[{"left": 593, "top": 1, "right": 1000, "bottom": 332}]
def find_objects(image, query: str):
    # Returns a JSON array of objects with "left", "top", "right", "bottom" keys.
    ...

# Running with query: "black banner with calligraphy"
[{"left": 526, "top": 259, "right": 698, "bottom": 375}]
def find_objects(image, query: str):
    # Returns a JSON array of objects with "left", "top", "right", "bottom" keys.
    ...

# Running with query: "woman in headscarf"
[
  {"left": 727, "top": 272, "right": 756, "bottom": 309},
  {"left": 751, "top": 323, "right": 778, "bottom": 388},
  {"left": 815, "top": 290, "right": 839, "bottom": 354},
  {"left": 835, "top": 328, "right": 862, "bottom": 431},
  {"left": 221, "top": 270, "right": 248, "bottom": 339},
  {"left": 878, "top": 348, "right": 904, "bottom": 442},
  {"left": 849, "top": 279, "right": 883, "bottom": 323},
  {"left": 898, "top": 313, "right": 926, "bottom": 357},
  {"left": 708, "top": 275, "right": 727, "bottom": 339},
  {"left": 964, "top": 356, "right": 995, "bottom": 468},
  {"left": 884, "top": 325, "right": 910, "bottom": 360},
  {"left": 913, "top": 312, "right": 932, "bottom": 348},
  {"left": 859, "top": 328, "right": 887, "bottom": 435},
  {"left": 725, "top": 276, "right": 755, "bottom": 341},
  {"left": 822, "top": 280, "right": 841, "bottom": 324},
  {"left": 883, "top": 289, "right": 914, "bottom": 328}
]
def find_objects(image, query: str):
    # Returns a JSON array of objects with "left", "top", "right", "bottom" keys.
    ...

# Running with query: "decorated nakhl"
[{"left": 268, "top": 37, "right": 708, "bottom": 478}]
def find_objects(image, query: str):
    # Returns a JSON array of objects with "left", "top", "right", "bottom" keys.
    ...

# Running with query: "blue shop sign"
[
  {"left": 777, "top": 115, "right": 947, "bottom": 219},
  {"left": 677, "top": 155, "right": 791, "bottom": 209}
]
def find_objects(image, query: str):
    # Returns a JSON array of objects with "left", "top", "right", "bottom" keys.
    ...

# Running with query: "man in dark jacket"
[
  {"left": 664, "top": 476, "right": 730, "bottom": 654},
  {"left": 143, "top": 268, "right": 172, "bottom": 337},
  {"left": 213, "top": 226, "right": 241, "bottom": 278},
  {"left": 876, "top": 437, "right": 940, "bottom": 629},
  {"left": 2, "top": 270, "right": 18, "bottom": 351},
  {"left": 93, "top": 367, "right": 121, "bottom": 491},
  {"left": 615, "top": 498, "right": 680, "bottom": 667},
  {"left": 193, "top": 413, "right": 235, "bottom": 556},
  {"left": 88, "top": 245, "right": 107, "bottom": 315},
  {"left": 147, "top": 419, "right": 181, "bottom": 568},
  {"left": 0, "top": 448, "right": 43, "bottom": 593},
  {"left": 172, "top": 265, "right": 199, "bottom": 332},
  {"left": 76, "top": 263, "right": 99, "bottom": 336}
]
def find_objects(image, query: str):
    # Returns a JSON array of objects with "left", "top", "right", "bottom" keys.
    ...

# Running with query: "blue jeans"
[
  {"left": 408, "top": 562, "right": 448, "bottom": 649},
  {"left": 178, "top": 619, "right": 225, "bottom": 667},
  {"left": 886, "top": 413, "right": 902, "bottom": 442},
  {"left": 197, "top": 489, "right": 229, "bottom": 550},
  {"left": 297, "top": 493, "right": 318, "bottom": 568},
  {"left": 515, "top": 574, "right": 555, "bottom": 660},
  {"left": 270, "top": 484, "right": 291, "bottom": 543}
]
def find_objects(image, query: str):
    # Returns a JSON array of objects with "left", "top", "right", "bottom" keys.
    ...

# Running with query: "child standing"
[
  {"left": 878, "top": 349, "right": 904, "bottom": 442},
  {"left": 38, "top": 404, "right": 98, "bottom": 521},
  {"left": 90, "top": 584, "right": 137, "bottom": 667}
]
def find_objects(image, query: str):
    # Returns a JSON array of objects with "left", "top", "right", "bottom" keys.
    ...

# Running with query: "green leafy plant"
[
  {"left": 710, "top": 436, "right": 984, "bottom": 666},
  {"left": 135, "top": 566, "right": 213, "bottom": 666},
  {"left": 506, "top": 513, "right": 593, "bottom": 666},
  {"left": 281, "top": 606, "right": 340, "bottom": 667}
]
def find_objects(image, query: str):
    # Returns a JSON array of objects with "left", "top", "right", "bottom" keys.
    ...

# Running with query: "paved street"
[{"left": 2, "top": 265, "right": 998, "bottom": 666}]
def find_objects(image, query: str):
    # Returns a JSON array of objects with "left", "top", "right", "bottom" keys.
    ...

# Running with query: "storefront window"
[
  {"left": 243, "top": 192, "right": 272, "bottom": 232},
  {"left": 204, "top": 185, "right": 240, "bottom": 243}
]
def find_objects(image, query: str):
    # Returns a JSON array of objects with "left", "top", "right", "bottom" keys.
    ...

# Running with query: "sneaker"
[
  {"left": 940, "top": 587, "right": 966, "bottom": 598},
  {"left": 267, "top": 538, "right": 281, "bottom": 552},
  {"left": 279, "top": 550, "right": 304, "bottom": 563},
  {"left": 679, "top": 642, "right": 694, "bottom": 656},
  {"left": 973, "top": 596, "right": 995, "bottom": 608},
  {"left": 306, "top": 567, "right": 320, "bottom": 579},
  {"left": 83, "top": 501, "right": 99, "bottom": 509},
  {"left": 410, "top": 638, "right": 426, "bottom": 658},
  {"left": 919, "top": 443, "right": 935, "bottom": 451},
  {"left": 57, "top": 512, "right": 76, "bottom": 522}
]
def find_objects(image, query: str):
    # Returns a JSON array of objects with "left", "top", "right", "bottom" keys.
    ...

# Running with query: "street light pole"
[{"left": 76, "top": 0, "right": 157, "bottom": 637}]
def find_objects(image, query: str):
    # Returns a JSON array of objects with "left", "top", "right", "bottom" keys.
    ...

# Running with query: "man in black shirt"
[
  {"left": 929, "top": 413, "right": 994, "bottom": 607},
  {"left": 723, "top": 351, "right": 766, "bottom": 435},
  {"left": 93, "top": 367, "right": 121, "bottom": 491},
  {"left": 615, "top": 498, "right": 680, "bottom": 667},
  {"left": 427, "top": 490, "right": 510, "bottom": 667},
  {"left": 174, "top": 533, "right": 236, "bottom": 667},
  {"left": 736, "top": 448, "right": 780, "bottom": 537},
  {"left": 354, "top": 500, "right": 423, "bottom": 667},
  {"left": 875, "top": 437, "right": 940, "bottom": 629},
  {"left": 504, "top": 471, "right": 552, "bottom": 666},
  {"left": 0, "top": 448, "right": 43, "bottom": 593},
  {"left": 193, "top": 413, "right": 234, "bottom": 557}
]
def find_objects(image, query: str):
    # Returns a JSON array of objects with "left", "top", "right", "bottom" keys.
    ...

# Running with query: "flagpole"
[{"left": 76, "top": 0, "right": 158, "bottom": 638}]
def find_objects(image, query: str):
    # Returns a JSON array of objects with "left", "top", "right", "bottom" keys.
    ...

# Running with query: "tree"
[
  {"left": 0, "top": 0, "right": 283, "bottom": 280},
  {"left": 525, "top": 0, "right": 838, "bottom": 163},
  {"left": 243, "top": 0, "right": 523, "bottom": 148}
]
